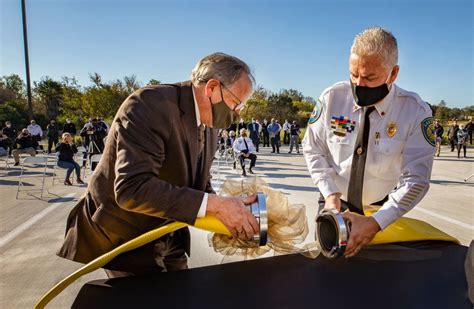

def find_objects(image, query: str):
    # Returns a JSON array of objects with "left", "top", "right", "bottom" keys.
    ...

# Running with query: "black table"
[{"left": 73, "top": 241, "right": 471, "bottom": 309}]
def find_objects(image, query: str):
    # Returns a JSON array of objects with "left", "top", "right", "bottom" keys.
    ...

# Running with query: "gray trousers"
[{"left": 289, "top": 135, "right": 300, "bottom": 153}]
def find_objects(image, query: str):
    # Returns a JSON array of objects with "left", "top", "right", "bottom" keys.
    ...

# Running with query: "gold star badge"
[{"left": 387, "top": 121, "right": 397, "bottom": 138}]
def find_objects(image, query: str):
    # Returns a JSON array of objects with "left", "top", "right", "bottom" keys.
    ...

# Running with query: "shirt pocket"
[
  {"left": 370, "top": 138, "right": 404, "bottom": 176},
  {"left": 326, "top": 132, "right": 354, "bottom": 168}
]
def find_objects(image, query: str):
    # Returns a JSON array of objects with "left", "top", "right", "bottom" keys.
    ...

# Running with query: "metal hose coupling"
[
  {"left": 315, "top": 208, "right": 349, "bottom": 259},
  {"left": 247, "top": 192, "right": 268, "bottom": 246}
]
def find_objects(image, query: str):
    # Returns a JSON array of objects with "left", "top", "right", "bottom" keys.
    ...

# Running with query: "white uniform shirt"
[
  {"left": 302, "top": 81, "right": 435, "bottom": 229},
  {"left": 233, "top": 136, "right": 256, "bottom": 154},
  {"left": 283, "top": 122, "right": 291, "bottom": 132},
  {"left": 27, "top": 124, "right": 43, "bottom": 137}
]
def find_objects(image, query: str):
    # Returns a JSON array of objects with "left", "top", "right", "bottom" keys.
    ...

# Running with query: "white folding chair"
[
  {"left": 77, "top": 146, "right": 87, "bottom": 153},
  {"left": 0, "top": 155, "right": 10, "bottom": 176},
  {"left": 85, "top": 154, "right": 102, "bottom": 177},
  {"left": 16, "top": 156, "right": 48, "bottom": 199}
]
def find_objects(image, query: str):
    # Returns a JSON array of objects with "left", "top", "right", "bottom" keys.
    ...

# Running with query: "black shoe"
[
  {"left": 64, "top": 179, "right": 73, "bottom": 186},
  {"left": 233, "top": 162, "right": 236, "bottom": 169},
  {"left": 288, "top": 151, "right": 292, "bottom": 153},
  {"left": 271, "top": 151, "right": 275, "bottom": 153},
  {"left": 77, "top": 179, "right": 85, "bottom": 185},
  {"left": 242, "top": 171, "right": 247, "bottom": 177},
  {"left": 248, "top": 168, "right": 254, "bottom": 174},
  {"left": 14, "top": 162, "right": 19, "bottom": 166}
]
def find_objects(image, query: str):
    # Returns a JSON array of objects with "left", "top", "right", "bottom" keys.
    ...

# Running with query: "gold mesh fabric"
[{"left": 208, "top": 177, "right": 320, "bottom": 259}]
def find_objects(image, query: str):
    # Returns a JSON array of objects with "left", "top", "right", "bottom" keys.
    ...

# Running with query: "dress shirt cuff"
[
  {"left": 371, "top": 205, "right": 400, "bottom": 230},
  {"left": 317, "top": 178, "right": 340, "bottom": 199},
  {"left": 197, "top": 193, "right": 208, "bottom": 218}
]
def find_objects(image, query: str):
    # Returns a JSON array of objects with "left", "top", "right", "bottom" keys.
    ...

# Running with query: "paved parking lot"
[{"left": 0, "top": 144, "right": 472, "bottom": 308}]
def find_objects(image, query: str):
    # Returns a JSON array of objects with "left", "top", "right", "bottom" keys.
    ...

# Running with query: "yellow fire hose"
[
  {"left": 34, "top": 216, "right": 230, "bottom": 309},
  {"left": 35, "top": 211, "right": 457, "bottom": 308}
]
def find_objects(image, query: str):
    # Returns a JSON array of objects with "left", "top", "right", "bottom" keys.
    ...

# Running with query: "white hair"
[
  {"left": 191, "top": 52, "right": 255, "bottom": 87},
  {"left": 351, "top": 27, "right": 398, "bottom": 69}
]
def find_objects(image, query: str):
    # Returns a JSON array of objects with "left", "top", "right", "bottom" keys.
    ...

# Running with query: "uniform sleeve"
[
  {"left": 114, "top": 88, "right": 204, "bottom": 225},
  {"left": 233, "top": 139, "right": 240, "bottom": 154},
  {"left": 302, "top": 95, "right": 340, "bottom": 198},
  {"left": 371, "top": 107, "right": 435, "bottom": 229}
]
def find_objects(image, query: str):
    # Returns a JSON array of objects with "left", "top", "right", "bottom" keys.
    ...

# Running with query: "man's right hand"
[
  {"left": 324, "top": 192, "right": 342, "bottom": 212},
  {"left": 206, "top": 194, "right": 260, "bottom": 241}
]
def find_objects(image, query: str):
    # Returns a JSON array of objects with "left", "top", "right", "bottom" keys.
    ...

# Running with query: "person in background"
[
  {"left": 433, "top": 119, "right": 444, "bottom": 157},
  {"left": 0, "top": 132, "right": 9, "bottom": 157},
  {"left": 261, "top": 118, "right": 269, "bottom": 147},
  {"left": 465, "top": 116, "right": 473, "bottom": 145},
  {"left": 456, "top": 124, "right": 468, "bottom": 159},
  {"left": 275, "top": 120, "right": 282, "bottom": 147},
  {"left": 12, "top": 129, "right": 38, "bottom": 166},
  {"left": 46, "top": 120, "right": 59, "bottom": 154},
  {"left": 27, "top": 120, "right": 43, "bottom": 143},
  {"left": 288, "top": 120, "right": 301, "bottom": 154},
  {"left": 233, "top": 128, "right": 257, "bottom": 176},
  {"left": 447, "top": 119, "right": 459, "bottom": 152},
  {"left": 2, "top": 121, "right": 17, "bottom": 156},
  {"left": 56, "top": 133, "right": 85, "bottom": 185},
  {"left": 98, "top": 117, "right": 109, "bottom": 134},
  {"left": 237, "top": 118, "right": 247, "bottom": 132},
  {"left": 247, "top": 118, "right": 260, "bottom": 152},
  {"left": 267, "top": 118, "right": 280, "bottom": 154},
  {"left": 63, "top": 118, "right": 77, "bottom": 136},
  {"left": 283, "top": 119, "right": 291, "bottom": 144}
]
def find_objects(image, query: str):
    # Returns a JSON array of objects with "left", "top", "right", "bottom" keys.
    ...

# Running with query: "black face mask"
[{"left": 350, "top": 80, "right": 390, "bottom": 107}]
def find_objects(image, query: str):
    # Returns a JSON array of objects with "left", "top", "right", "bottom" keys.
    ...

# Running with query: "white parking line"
[
  {"left": 413, "top": 206, "right": 474, "bottom": 231},
  {"left": 0, "top": 193, "right": 76, "bottom": 248}
]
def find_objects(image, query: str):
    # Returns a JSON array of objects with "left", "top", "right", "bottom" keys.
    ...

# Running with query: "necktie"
[
  {"left": 243, "top": 138, "right": 249, "bottom": 152},
  {"left": 347, "top": 106, "right": 376, "bottom": 215},
  {"left": 198, "top": 124, "right": 205, "bottom": 155}
]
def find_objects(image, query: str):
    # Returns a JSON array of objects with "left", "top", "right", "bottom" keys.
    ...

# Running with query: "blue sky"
[{"left": 1, "top": 0, "right": 472, "bottom": 108}]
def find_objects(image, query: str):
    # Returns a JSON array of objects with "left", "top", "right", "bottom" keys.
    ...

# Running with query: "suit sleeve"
[
  {"left": 371, "top": 107, "right": 435, "bottom": 229},
  {"left": 114, "top": 88, "right": 204, "bottom": 225}
]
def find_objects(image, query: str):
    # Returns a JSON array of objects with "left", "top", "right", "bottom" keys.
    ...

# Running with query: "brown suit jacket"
[{"left": 58, "top": 81, "right": 217, "bottom": 264}]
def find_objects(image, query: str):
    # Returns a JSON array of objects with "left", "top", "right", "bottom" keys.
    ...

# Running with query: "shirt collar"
[
  {"left": 191, "top": 86, "right": 202, "bottom": 127},
  {"left": 352, "top": 83, "right": 396, "bottom": 117}
]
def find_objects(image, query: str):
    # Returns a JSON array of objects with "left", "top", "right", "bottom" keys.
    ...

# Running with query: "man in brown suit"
[{"left": 58, "top": 53, "right": 259, "bottom": 277}]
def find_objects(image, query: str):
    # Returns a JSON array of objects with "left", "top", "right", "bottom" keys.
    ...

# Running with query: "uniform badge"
[
  {"left": 421, "top": 117, "right": 436, "bottom": 147},
  {"left": 308, "top": 99, "right": 323, "bottom": 125},
  {"left": 386, "top": 121, "right": 398, "bottom": 138},
  {"left": 331, "top": 116, "right": 356, "bottom": 137}
]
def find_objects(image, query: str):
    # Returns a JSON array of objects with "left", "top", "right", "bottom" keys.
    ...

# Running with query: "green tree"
[{"left": 34, "top": 77, "right": 63, "bottom": 120}]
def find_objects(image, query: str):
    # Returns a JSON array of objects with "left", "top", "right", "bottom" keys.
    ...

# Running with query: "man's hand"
[
  {"left": 324, "top": 192, "right": 341, "bottom": 211},
  {"left": 342, "top": 212, "right": 381, "bottom": 258},
  {"left": 206, "top": 194, "right": 260, "bottom": 241}
]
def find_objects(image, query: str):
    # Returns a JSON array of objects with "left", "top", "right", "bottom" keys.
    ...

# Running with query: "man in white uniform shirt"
[
  {"left": 27, "top": 120, "right": 43, "bottom": 142},
  {"left": 233, "top": 128, "right": 257, "bottom": 176},
  {"left": 303, "top": 27, "right": 435, "bottom": 258}
]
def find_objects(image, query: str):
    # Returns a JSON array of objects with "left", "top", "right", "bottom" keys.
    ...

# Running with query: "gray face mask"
[{"left": 210, "top": 85, "right": 238, "bottom": 129}]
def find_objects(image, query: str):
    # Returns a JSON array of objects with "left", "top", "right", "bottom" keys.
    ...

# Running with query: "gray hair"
[
  {"left": 191, "top": 52, "right": 255, "bottom": 87},
  {"left": 351, "top": 27, "right": 398, "bottom": 69}
]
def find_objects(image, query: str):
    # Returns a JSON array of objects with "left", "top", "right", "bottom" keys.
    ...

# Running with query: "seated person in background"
[
  {"left": 233, "top": 128, "right": 257, "bottom": 176},
  {"left": 12, "top": 129, "right": 38, "bottom": 166},
  {"left": 56, "top": 133, "right": 85, "bottom": 186},
  {"left": 0, "top": 132, "right": 9, "bottom": 157}
]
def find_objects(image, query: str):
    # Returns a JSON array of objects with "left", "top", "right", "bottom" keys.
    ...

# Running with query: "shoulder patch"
[
  {"left": 308, "top": 99, "right": 323, "bottom": 125},
  {"left": 421, "top": 117, "right": 435, "bottom": 147}
]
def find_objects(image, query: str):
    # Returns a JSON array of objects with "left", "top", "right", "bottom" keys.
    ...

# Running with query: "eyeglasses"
[{"left": 220, "top": 83, "right": 246, "bottom": 111}]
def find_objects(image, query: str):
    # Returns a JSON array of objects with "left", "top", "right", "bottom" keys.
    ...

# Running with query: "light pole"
[{"left": 21, "top": 0, "right": 33, "bottom": 120}]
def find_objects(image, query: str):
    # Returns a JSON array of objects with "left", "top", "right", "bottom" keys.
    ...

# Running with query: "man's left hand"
[{"left": 342, "top": 212, "right": 381, "bottom": 258}]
